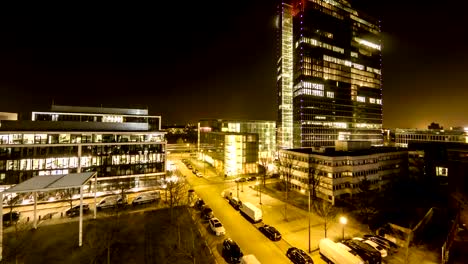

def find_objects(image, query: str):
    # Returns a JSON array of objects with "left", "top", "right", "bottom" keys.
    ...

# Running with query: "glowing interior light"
[{"left": 355, "top": 37, "right": 381, "bottom": 50}]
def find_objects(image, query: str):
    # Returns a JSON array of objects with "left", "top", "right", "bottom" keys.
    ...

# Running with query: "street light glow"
[{"left": 340, "top": 216, "right": 347, "bottom": 225}]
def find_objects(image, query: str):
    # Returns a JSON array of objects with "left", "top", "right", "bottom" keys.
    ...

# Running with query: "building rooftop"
[
  {"left": 50, "top": 105, "right": 149, "bottom": 116},
  {"left": 286, "top": 146, "right": 405, "bottom": 157}
]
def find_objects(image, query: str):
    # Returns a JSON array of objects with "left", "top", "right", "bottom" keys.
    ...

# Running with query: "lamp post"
[
  {"left": 308, "top": 187, "right": 311, "bottom": 253},
  {"left": 256, "top": 181, "right": 262, "bottom": 205},
  {"left": 340, "top": 216, "right": 347, "bottom": 240}
]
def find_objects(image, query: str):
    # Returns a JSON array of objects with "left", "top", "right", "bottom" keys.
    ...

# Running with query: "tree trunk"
[
  {"left": 324, "top": 221, "right": 327, "bottom": 238},
  {"left": 107, "top": 245, "right": 111, "bottom": 264}
]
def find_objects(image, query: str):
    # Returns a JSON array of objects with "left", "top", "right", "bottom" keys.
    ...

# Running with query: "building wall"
[
  {"left": 0, "top": 131, "right": 166, "bottom": 187},
  {"left": 278, "top": 0, "right": 383, "bottom": 148},
  {"left": 395, "top": 128, "right": 467, "bottom": 148},
  {"left": 276, "top": 2, "right": 294, "bottom": 149},
  {"left": 279, "top": 148, "right": 407, "bottom": 205},
  {"left": 200, "top": 132, "right": 258, "bottom": 176},
  {"left": 199, "top": 119, "right": 276, "bottom": 160}
]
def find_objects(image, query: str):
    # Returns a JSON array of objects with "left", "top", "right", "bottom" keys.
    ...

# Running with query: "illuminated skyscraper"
[{"left": 277, "top": 0, "right": 383, "bottom": 148}]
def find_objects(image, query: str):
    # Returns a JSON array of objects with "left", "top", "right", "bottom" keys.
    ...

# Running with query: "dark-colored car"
[
  {"left": 286, "top": 247, "right": 313, "bottom": 264},
  {"left": 259, "top": 224, "right": 282, "bottom": 241},
  {"left": 342, "top": 240, "right": 381, "bottom": 264},
  {"left": 66, "top": 204, "right": 90, "bottom": 217},
  {"left": 270, "top": 173, "right": 280, "bottom": 179},
  {"left": 228, "top": 196, "right": 242, "bottom": 210},
  {"left": 201, "top": 206, "right": 214, "bottom": 220},
  {"left": 246, "top": 176, "right": 257, "bottom": 181},
  {"left": 3, "top": 211, "right": 20, "bottom": 226},
  {"left": 235, "top": 177, "right": 246, "bottom": 183},
  {"left": 194, "top": 198, "right": 205, "bottom": 210},
  {"left": 222, "top": 238, "right": 243, "bottom": 263}
]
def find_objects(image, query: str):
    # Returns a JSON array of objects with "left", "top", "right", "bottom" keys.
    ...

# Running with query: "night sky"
[{"left": 0, "top": 1, "right": 467, "bottom": 128}]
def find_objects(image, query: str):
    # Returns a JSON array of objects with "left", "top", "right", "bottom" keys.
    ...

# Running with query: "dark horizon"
[{"left": 1, "top": 1, "right": 467, "bottom": 129}]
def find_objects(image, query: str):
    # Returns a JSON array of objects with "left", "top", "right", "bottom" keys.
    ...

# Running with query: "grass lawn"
[{"left": 3, "top": 207, "right": 214, "bottom": 264}]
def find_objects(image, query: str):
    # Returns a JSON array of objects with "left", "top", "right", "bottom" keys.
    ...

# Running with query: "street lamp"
[
  {"left": 301, "top": 188, "right": 311, "bottom": 253},
  {"left": 340, "top": 216, "right": 348, "bottom": 240},
  {"left": 256, "top": 181, "right": 262, "bottom": 205}
]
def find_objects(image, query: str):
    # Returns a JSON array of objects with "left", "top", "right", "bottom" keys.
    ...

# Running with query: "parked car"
[
  {"left": 259, "top": 224, "right": 282, "bottom": 241},
  {"left": 209, "top": 217, "right": 226, "bottom": 236},
  {"left": 3, "top": 211, "right": 20, "bottom": 226},
  {"left": 342, "top": 239, "right": 381, "bottom": 264},
  {"left": 132, "top": 191, "right": 160, "bottom": 205},
  {"left": 363, "top": 235, "right": 398, "bottom": 250},
  {"left": 246, "top": 176, "right": 257, "bottom": 181},
  {"left": 66, "top": 203, "right": 90, "bottom": 217},
  {"left": 228, "top": 196, "right": 242, "bottom": 210},
  {"left": 194, "top": 198, "right": 205, "bottom": 210},
  {"left": 235, "top": 177, "right": 247, "bottom": 183},
  {"left": 201, "top": 205, "right": 214, "bottom": 220},
  {"left": 353, "top": 237, "right": 387, "bottom": 258},
  {"left": 286, "top": 247, "right": 313, "bottom": 264},
  {"left": 222, "top": 238, "right": 243, "bottom": 263},
  {"left": 196, "top": 172, "right": 203, "bottom": 177},
  {"left": 96, "top": 195, "right": 127, "bottom": 210},
  {"left": 270, "top": 173, "right": 280, "bottom": 179}
]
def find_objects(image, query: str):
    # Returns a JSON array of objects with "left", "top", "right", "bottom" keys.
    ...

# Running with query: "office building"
[
  {"left": 0, "top": 105, "right": 166, "bottom": 192},
  {"left": 278, "top": 141, "right": 407, "bottom": 205},
  {"left": 277, "top": 0, "right": 383, "bottom": 149},
  {"left": 395, "top": 127, "right": 468, "bottom": 148},
  {"left": 198, "top": 119, "right": 275, "bottom": 159}
]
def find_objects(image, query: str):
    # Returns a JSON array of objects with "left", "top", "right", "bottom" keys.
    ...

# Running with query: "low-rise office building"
[
  {"left": 278, "top": 141, "right": 407, "bottom": 205},
  {"left": 198, "top": 119, "right": 275, "bottom": 159},
  {"left": 395, "top": 128, "right": 468, "bottom": 148},
  {"left": 0, "top": 105, "right": 166, "bottom": 192},
  {"left": 199, "top": 131, "right": 258, "bottom": 177}
]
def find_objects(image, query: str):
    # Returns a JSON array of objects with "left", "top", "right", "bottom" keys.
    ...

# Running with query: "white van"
[
  {"left": 96, "top": 195, "right": 127, "bottom": 210},
  {"left": 132, "top": 191, "right": 161, "bottom": 205},
  {"left": 319, "top": 238, "right": 364, "bottom": 264},
  {"left": 240, "top": 254, "right": 261, "bottom": 264}
]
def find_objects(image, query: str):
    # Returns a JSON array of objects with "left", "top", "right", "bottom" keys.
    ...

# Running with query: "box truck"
[
  {"left": 319, "top": 238, "right": 364, "bottom": 264},
  {"left": 239, "top": 202, "right": 262, "bottom": 223}
]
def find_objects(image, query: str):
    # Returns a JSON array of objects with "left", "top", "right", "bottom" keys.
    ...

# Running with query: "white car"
[
  {"left": 353, "top": 237, "right": 387, "bottom": 257},
  {"left": 209, "top": 217, "right": 225, "bottom": 236}
]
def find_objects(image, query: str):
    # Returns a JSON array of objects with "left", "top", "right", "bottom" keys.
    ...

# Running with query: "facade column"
[
  {"left": 79, "top": 186, "right": 83, "bottom": 247},
  {"left": 77, "top": 145, "right": 82, "bottom": 173},
  {"left": 94, "top": 173, "right": 97, "bottom": 219},
  {"left": 33, "top": 191, "right": 37, "bottom": 229},
  {"left": 0, "top": 192, "right": 3, "bottom": 261}
]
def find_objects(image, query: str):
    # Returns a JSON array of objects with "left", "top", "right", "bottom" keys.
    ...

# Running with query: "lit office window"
[
  {"left": 357, "top": 96, "right": 366, "bottom": 103},
  {"left": 326, "top": 91, "right": 334, "bottom": 98}
]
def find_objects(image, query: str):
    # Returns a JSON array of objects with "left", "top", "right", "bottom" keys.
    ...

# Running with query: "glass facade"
[
  {"left": 0, "top": 131, "right": 166, "bottom": 186},
  {"left": 199, "top": 119, "right": 276, "bottom": 159},
  {"left": 0, "top": 105, "right": 166, "bottom": 191},
  {"left": 276, "top": 2, "right": 294, "bottom": 149},
  {"left": 199, "top": 132, "right": 258, "bottom": 177},
  {"left": 278, "top": 0, "right": 383, "bottom": 148}
]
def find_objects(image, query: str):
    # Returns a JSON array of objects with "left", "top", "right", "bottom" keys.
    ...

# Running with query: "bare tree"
[
  {"left": 309, "top": 167, "right": 321, "bottom": 200},
  {"left": 116, "top": 176, "right": 133, "bottom": 207},
  {"left": 355, "top": 176, "right": 378, "bottom": 226},
  {"left": 278, "top": 152, "right": 297, "bottom": 221},
  {"left": 313, "top": 199, "right": 337, "bottom": 238},
  {"left": 63, "top": 188, "right": 77, "bottom": 211},
  {"left": 166, "top": 175, "right": 188, "bottom": 221},
  {"left": 258, "top": 155, "right": 272, "bottom": 187},
  {"left": 3, "top": 219, "right": 33, "bottom": 263}
]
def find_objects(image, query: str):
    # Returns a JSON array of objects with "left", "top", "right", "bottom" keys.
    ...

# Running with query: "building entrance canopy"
[{"left": 0, "top": 172, "right": 97, "bottom": 261}]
